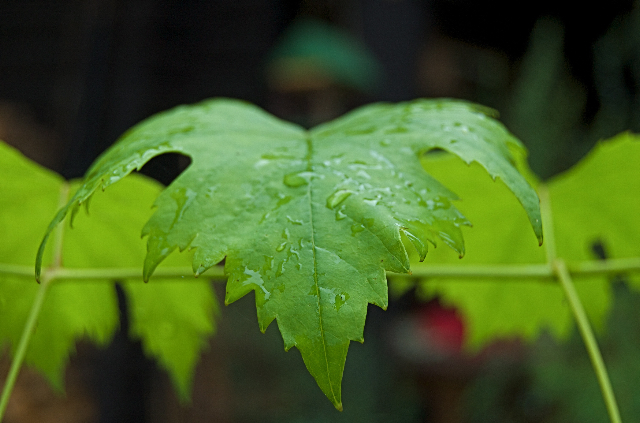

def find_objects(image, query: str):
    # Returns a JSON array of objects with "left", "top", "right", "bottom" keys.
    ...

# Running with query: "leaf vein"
[{"left": 305, "top": 138, "right": 338, "bottom": 404}]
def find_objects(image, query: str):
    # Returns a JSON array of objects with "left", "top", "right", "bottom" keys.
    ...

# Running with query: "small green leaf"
[
  {"left": 0, "top": 141, "right": 216, "bottom": 396},
  {"left": 124, "top": 279, "right": 217, "bottom": 401},
  {"left": 549, "top": 133, "right": 640, "bottom": 326},
  {"left": 0, "top": 142, "right": 118, "bottom": 388},
  {"left": 37, "top": 98, "right": 541, "bottom": 408},
  {"left": 410, "top": 151, "right": 553, "bottom": 347},
  {"left": 412, "top": 132, "right": 640, "bottom": 348},
  {"left": 550, "top": 133, "right": 640, "bottom": 271}
]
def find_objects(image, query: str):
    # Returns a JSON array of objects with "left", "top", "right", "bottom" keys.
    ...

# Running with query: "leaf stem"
[
  {"left": 541, "top": 184, "right": 621, "bottom": 423},
  {"left": 3, "top": 258, "right": 640, "bottom": 282},
  {"left": 0, "top": 183, "right": 69, "bottom": 420},
  {"left": 0, "top": 263, "right": 52, "bottom": 419},
  {"left": 47, "top": 266, "right": 225, "bottom": 281},
  {"left": 554, "top": 259, "right": 622, "bottom": 423},
  {"left": 404, "top": 263, "right": 553, "bottom": 279}
]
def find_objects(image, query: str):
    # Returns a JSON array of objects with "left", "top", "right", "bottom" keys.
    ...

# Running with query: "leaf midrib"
[{"left": 304, "top": 136, "right": 338, "bottom": 404}]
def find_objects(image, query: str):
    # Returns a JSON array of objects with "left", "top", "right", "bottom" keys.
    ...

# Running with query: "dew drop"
[
  {"left": 335, "top": 208, "right": 347, "bottom": 221},
  {"left": 283, "top": 172, "right": 308, "bottom": 187},
  {"left": 288, "top": 245, "right": 300, "bottom": 260},
  {"left": 262, "top": 255, "right": 274, "bottom": 272},
  {"left": 242, "top": 268, "right": 271, "bottom": 304},
  {"left": 254, "top": 159, "right": 271, "bottom": 168},
  {"left": 170, "top": 187, "right": 197, "bottom": 227},
  {"left": 276, "top": 193, "right": 292, "bottom": 207},
  {"left": 335, "top": 293, "right": 350, "bottom": 311},
  {"left": 326, "top": 189, "right": 353, "bottom": 209},
  {"left": 276, "top": 242, "right": 287, "bottom": 252},
  {"left": 286, "top": 215, "right": 303, "bottom": 225},
  {"left": 205, "top": 186, "right": 218, "bottom": 198},
  {"left": 363, "top": 197, "right": 379, "bottom": 207},
  {"left": 356, "top": 170, "right": 371, "bottom": 180},
  {"left": 351, "top": 224, "right": 365, "bottom": 236}
]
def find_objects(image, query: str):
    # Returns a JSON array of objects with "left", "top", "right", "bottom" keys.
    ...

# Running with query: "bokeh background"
[{"left": 1, "top": 0, "right": 639, "bottom": 422}]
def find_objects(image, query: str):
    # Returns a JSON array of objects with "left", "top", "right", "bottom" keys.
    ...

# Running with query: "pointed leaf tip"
[{"left": 35, "top": 234, "right": 49, "bottom": 283}]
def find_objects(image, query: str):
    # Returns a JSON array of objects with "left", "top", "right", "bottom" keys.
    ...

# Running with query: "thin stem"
[
  {"left": 541, "top": 184, "right": 621, "bottom": 422},
  {"left": 398, "top": 263, "right": 554, "bottom": 279},
  {"left": 50, "top": 266, "right": 225, "bottom": 281},
  {"left": 0, "top": 264, "right": 35, "bottom": 278},
  {"left": 2, "top": 258, "right": 640, "bottom": 282},
  {"left": 0, "top": 272, "right": 51, "bottom": 419},
  {"left": 571, "top": 257, "right": 640, "bottom": 275},
  {"left": 0, "top": 183, "right": 70, "bottom": 421},
  {"left": 554, "top": 259, "right": 622, "bottom": 423}
]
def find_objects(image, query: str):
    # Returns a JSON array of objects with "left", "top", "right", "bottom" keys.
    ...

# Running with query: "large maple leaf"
[{"left": 36, "top": 98, "right": 541, "bottom": 409}]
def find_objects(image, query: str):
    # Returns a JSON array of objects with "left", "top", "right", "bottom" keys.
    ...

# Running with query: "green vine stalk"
[
  {"left": 2, "top": 252, "right": 638, "bottom": 421},
  {"left": 540, "top": 186, "right": 622, "bottom": 423}
]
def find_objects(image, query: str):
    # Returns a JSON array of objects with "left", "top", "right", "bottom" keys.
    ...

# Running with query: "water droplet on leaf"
[
  {"left": 351, "top": 224, "right": 365, "bottom": 236},
  {"left": 326, "top": 189, "right": 353, "bottom": 209},
  {"left": 335, "top": 293, "right": 350, "bottom": 311},
  {"left": 286, "top": 215, "right": 303, "bottom": 225},
  {"left": 283, "top": 172, "right": 308, "bottom": 187}
]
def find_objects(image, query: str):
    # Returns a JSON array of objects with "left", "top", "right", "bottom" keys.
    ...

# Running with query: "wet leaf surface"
[{"left": 36, "top": 98, "right": 541, "bottom": 408}]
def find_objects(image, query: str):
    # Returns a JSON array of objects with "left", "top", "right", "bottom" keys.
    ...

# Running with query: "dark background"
[
  {"left": 1, "top": 1, "right": 639, "bottom": 422},
  {"left": 2, "top": 0, "right": 638, "bottom": 179}
]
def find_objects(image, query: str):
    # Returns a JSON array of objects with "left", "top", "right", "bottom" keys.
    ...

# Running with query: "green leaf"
[
  {"left": 0, "top": 141, "right": 216, "bottom": 395},
  {"left": 548, "top": 132, "right": 640, "bottom": 325},
  {"left": 407, "top": 151, "right": 551, "bottom": 347},
  {"left": 37, "top": 98, "right": 541, "bottom": 408},
  {"left": 124, "top": 280, "right": 217, "bottom": 401},
  {"left": 411, "top": 132, "right": 639, "bottom": 348},
  {"left": 0, "top": 142, "right": 117, "bottom": 388},
  {"left": 549, "top": 132, "right": 640, "bottom": 270}
]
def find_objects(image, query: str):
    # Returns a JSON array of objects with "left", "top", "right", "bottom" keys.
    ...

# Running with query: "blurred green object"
[
  {"left": 267, "top": 18, "right": 383, "bottom": 94},
  {"left": 464, "top": 281, "right": 640, "bottom": 423},
  {"left": 0, "top": 140, "right": 217, "bottom": 401},
  {"left": 504, "top": 18, "right": 587, "bottom": 179},
  {"left": 592, "top": 3, "right": 640, "bottom": 140}
]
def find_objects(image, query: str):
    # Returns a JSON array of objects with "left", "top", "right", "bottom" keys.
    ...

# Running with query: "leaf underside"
[{"left": 37, "top": 98, "right": 542, "bottom": 409}]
